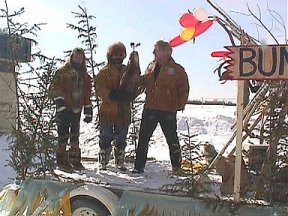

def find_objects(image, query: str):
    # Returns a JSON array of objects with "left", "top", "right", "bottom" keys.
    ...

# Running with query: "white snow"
[
  {"left": 0, "top": 135, "right": 17, "bottom": 188},
  {"left": 0, "top": 104, "right": 237, "bottom": 195}
]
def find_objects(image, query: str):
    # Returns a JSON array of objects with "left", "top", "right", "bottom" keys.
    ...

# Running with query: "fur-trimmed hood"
[{"left": 106, "top": 42, "right": 127, "bottom": 62}]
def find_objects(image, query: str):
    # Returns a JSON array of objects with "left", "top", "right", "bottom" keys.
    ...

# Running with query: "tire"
[{"left": 71, "top": 195, "right": 111, "bottom": 216}]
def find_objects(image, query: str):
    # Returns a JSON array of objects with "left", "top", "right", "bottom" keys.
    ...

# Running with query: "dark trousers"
[
  {"left": 57, "top": 110, "right": 81, "bottom": 149},
  {"left": 134, "top": 109, "right": 181, "bottom": 170}
]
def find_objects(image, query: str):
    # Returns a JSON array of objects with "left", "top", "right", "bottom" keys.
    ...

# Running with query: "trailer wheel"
[{"left": 71, "top": 195, "right": 111, "bottom": 216}]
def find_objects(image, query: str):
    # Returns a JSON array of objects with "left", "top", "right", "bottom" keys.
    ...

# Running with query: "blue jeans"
[{"left": 99, "top": 123, "right": 128, "bottom": 150}]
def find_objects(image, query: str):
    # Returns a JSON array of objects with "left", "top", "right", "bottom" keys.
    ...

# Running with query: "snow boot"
[
  {"left": 69, "top": 148, "right": 85, "bottom": 170},
  {"left": 131, "top": 168, "right": 144, "bottom": 174},
  {"left": 114, "top": 147, "right": 127, "bottom": 171},
  {"left": 172, "top": 166, "right": 185, "bottom": 176},
  {"left": 56, "top": 146, "right": 73, "bottom": 172},
  {"left": 98, "top": 147, "right": 111, "bottom": 170}
]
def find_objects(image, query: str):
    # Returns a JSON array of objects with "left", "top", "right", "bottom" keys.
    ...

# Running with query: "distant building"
[
  {"left": 0, "top": 61, "right": 17, "bottom": 133},
  {"left": 0, "top": 34, "right": 31, "bottom": 133}
]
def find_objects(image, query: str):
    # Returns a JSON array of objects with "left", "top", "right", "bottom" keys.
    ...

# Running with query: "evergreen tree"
[
  {"left": 66, "top": 5, "right": 102, "bottom": 126},
  {"left": 1, "top": 0, "right": 62, "bottom": 179}
]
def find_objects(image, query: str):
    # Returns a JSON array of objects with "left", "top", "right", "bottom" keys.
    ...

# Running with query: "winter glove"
[
  {"left": 83, "top": 105, "right": 93, "bottom": 123},
  {"left": 109, "top": 90, "right": 132, "bottom": 101},
  {"left": 55, "top": 97, "right": 66, "bottom": 113},
  {"left": 54, "top": 97, "right": 67, "bottom": 124}
]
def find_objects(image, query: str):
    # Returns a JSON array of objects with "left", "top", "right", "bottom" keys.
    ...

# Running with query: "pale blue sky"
[{"left": 1, "top": 0, "right": 287, "bottom": 100}]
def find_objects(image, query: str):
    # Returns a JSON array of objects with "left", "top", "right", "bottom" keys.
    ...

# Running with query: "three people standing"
[{"left": 51, "top": 40, "right": 189, "bottom": 174}]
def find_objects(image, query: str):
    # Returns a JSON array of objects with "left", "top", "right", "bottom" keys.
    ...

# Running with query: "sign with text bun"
[{"left": 214, "top": 45, "right": 288, "bottom": 80}]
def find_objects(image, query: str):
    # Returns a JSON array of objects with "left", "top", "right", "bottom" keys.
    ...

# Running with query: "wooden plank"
[
  {"left": 233, "top": 80, "right": 244, "bottom": 202},
  {"left": 222, "top": 45, "right": 288, "bottom": 80}
]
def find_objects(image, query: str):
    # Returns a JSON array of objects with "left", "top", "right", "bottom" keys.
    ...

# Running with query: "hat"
[
  {"left": 72, "top": 47, "right": 85, "bottom": 54},
  {"left": 106, "top": 42, "right": 127, "bottom": 61}
]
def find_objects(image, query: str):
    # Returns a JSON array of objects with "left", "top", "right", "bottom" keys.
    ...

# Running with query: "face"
[
  {"left": 72, "top": 52, "right": 84, "bottom": 65},
  {"left": 153, "top": 45, "right": 169, "bottom": 64},
  {"left": 110, "top": 52, "right": 125, "bottom": 64}
]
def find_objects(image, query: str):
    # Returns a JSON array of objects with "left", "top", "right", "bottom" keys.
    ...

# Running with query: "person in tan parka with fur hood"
[{"left": 95, "top": 42, "right": 140, "bottom": 170}]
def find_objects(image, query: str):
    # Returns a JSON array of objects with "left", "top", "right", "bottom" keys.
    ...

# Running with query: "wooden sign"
[{"left": 223, "top": 45, "right": 288, "bottom": 80}]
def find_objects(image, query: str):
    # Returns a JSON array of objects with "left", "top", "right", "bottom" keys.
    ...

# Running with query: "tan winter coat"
[
  {"left": 50, "top": 63, "right": 92, "bottom": 112},
  {"left": 143, "top": 58, "right": 189, "bottom": 112},
  {"left": 95, "top": 64, "right": 132, "bottom": 125}
]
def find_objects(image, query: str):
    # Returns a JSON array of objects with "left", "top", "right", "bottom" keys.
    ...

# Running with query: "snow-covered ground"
[
  {"left": 0, "top": 104, "right": 237, "bottom": 194},
  {"left": 0, "top": 135, "right": 16, "bottom": 188},
  {"left": 79, "top": 104, "right": 236, "bottom": 162}
]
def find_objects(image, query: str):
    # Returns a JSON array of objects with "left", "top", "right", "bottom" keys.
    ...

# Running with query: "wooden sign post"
[
  {"left": 234, "top": 80, "right": 244, "bottom": 202},
  {"left": 219, "top": 44, "right": 288, "bottom": 202}
]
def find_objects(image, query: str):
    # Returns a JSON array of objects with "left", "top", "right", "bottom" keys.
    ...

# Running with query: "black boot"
[
  {"left": 56, "top": 146, "right": 73, "bottom": 171},
  {"left": 98, "top": 147, "right": 111, "bottom": 170},
  {"left": 114, "top": 147, "right": 127, "bottom": 171},
  {"left": 69, "top": 148, "right": 85, "bottom": 170}
]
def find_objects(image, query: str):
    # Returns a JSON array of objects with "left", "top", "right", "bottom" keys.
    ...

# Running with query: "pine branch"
[{"left": 67, "top": 4, "right": 101, "bottom": 122}]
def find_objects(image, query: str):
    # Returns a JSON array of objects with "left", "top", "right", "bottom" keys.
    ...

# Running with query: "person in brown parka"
[
  {"left": 133, "top": 40, "right": 190, "bottom": 174},
  {"left": 50, "top": 48, "right": 93, "bottom": 170},
  {"left": 95, "top": 42, "right": 141, "bottom": 170}
]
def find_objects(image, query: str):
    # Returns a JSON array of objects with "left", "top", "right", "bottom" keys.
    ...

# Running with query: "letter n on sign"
[{"left": 223, "top": 45, "right": 288, "bottom": 80}]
